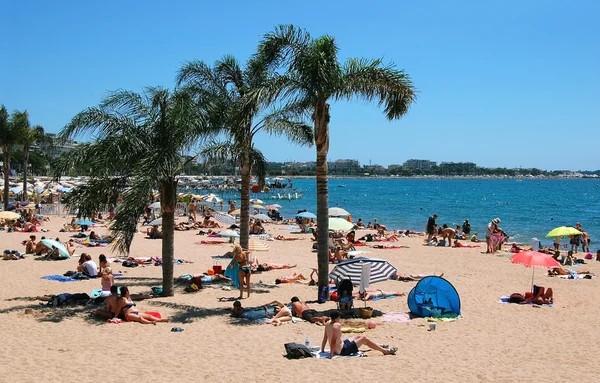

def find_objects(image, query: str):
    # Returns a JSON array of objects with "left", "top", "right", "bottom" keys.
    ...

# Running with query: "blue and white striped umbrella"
[
  {"left": 212, "top": 212, "right": 236, "bottom": 225},
  {"left": 329, "top": 257, "right": 397, "bottom": 285}
]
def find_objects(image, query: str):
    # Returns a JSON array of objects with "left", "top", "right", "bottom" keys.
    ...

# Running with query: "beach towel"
[
  {"left": 42, "top": 275, "right": 78, "bottom": 282},
  {"left": 224, "top": 258, "right": 240, "bottom": 288},
  {"left": 313, "top": 351, "right": 365, "bottom": 359},
  {"left": 196, "top": 241, "right": 227, "bottom": 245},
  {"left": 382, "top": 312, "right": 411, "bottom": 323}
]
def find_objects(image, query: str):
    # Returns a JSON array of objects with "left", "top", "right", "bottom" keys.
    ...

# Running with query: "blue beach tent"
[{"left": 407, "top": 276, "right": 461, "bottom": 317}]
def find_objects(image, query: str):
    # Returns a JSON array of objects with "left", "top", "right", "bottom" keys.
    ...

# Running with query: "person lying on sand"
[
  {"left": 322, "top": 311, "right": 396, "bottom": 358},
  {"left": 355, "top": 290, "right": 405, "bottom": 300},
  {"left": 393, "top": 273, "right": 444, "bottom": 281},
  {"left": 115, "top": 286, "right": 169, "bottom": 324},
  {"left": 250, "top": 257, "right": 296, "bottom": 272},
  {"left": 547, "top": 267, "right": 593, "bottom": 277},
  {"left": 508, "top": 287, "right": 553, "bottom": 305},
  {"left": 263, "top": 300, "right": 292, "bottom": 326},
  {"left": 274, "top": 235, "right": 304, "bottom": 241},
  {"left": 231, "top": 300, "right": 244, "bottom": 318},
  {"left": 275, "top": 272, "right": 307, "bottom": 284},
  {"left": 291, "top": 296, "right": 329, "bottom": 325}
]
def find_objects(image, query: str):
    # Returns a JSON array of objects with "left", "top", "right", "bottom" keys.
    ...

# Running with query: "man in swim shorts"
[
  {"left": 426, "top": 214, "right": 438, "bottom": 242},
  {"left": 290, "top": 296, "right": 328, "bottom": 325},
  {"left": 321, "top": 311, "right": 396, "bottom": 358}
]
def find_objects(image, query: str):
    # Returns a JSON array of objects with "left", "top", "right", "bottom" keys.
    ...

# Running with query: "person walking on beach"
[
  {"left": 188, "top": 201, "right": 197, "bottom": 222},
  {"left": 426, "top": 214, "right": 438, "bottom": 242},
  {"left": 321, "top": 311, "right": 396, "bottom": 358}
]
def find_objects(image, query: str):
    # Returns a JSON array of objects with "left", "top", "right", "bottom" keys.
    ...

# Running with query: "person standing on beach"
[
  {"left": 426, "top": 214, "right": 438, "bottom": 242},
  {"left": 486, "top": 218, "right": 500, "bottom": 253},
  {"left": 188, "top": 201, "right": 197, "bottom": 222},
  {"left": 462, "top": 219, "right": 471, "bottom": 238}
]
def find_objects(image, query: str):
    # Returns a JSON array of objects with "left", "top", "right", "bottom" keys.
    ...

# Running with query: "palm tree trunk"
[
  {"left": 315, "top": 101, "right": 331, "bottom": 301},
  {"left": 160, "top": 178, "right": 177, "bottom": 296},
  {"left": 22, "top": 147, "right": 29, "bottom": 202},
  {"left": 2, "top": 149, "right": 10, "bottom": 210},
  {"left": 239, "top": 160, "right": 251, "bottom": 250}
]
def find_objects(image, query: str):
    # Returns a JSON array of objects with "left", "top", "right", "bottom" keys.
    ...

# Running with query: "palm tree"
[
  {"left": 257, "top": 25, "right": 417, "bottom": 299},
  {"left": 16, "top": 114, "right": 45, "bottom": 201},
  {"left": 0, "top": 107, "right": 26, "bottom": 209},
  {"left": 177, "top": 55, "right": 313, "bottom": 249},
  {"left": 56, "top": 87, "right": 214, "bottom": 296}
]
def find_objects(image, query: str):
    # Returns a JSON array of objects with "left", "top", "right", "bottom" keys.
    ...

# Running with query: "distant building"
[
  {"left": 34, "top": 133, "right": 78, "bottom": 158},
  {"left": 402, "top": 159, "right": 436, "bottom": 170},
  {"left": 330, "top": 159, "right": 360, "bottom": 174}
]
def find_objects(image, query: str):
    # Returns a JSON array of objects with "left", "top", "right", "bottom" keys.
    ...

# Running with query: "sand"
[{"left": 0, "top": 216, "right": 599, "bottom": 383}]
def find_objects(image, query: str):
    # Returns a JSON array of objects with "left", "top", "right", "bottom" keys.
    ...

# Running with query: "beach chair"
[{"left": 336, "top": 279, "right": 356, "bottom": 318}]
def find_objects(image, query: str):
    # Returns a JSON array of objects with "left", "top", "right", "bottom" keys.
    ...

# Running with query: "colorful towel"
[
  {"left": 382, "top": 312, "right": 411, "bottom": 323},
  {"left": 42, "top": 275, "right": 78, "bottom": 282}
]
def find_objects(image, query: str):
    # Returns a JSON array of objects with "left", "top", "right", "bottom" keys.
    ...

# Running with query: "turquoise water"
[{"left": 267, "top": 178, "right": 600, "bottom": 247}]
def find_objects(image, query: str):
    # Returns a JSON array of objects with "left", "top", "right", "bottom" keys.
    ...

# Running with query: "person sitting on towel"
[
  {"left": 262, "top": 300, "right": 292, "bottom": 326},
  {"left": 94, "top": 285, "right": 122, "bottom": 320},
  {"left": 321, "top": 311, "right": 397, "bottom": 357},
  {"left": 77, "top": 254, "right": 98, "bottom": 277},
  {"left": 25, "top": 235, "right": 36, "bottom": 254}
]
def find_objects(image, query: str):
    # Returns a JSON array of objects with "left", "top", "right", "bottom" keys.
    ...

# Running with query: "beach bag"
[{"left": 284, "top": 342, "right": 314, "bottom": 359}]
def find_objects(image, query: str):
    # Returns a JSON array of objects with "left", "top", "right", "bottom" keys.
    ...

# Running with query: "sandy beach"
[{"left": 1, "top": 217, "right": 599, "bottom": 383}]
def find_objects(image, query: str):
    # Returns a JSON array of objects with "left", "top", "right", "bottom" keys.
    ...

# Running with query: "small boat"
[{"left": 337, "top": 184, "right": 345, "bottom": 188}]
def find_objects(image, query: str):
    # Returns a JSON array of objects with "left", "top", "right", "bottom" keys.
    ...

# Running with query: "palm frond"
[
  {"left": 255, "top": 24, "right": 312, "bottom": 71},
  {"left": 109, "top": 176, "right": 156, "bottom": 255},
  {"left": 249, "top": 146, "right": 267, "bottom": 187},
  {"left": 340, "top": 58, "right": 417, "bottom": 119}
]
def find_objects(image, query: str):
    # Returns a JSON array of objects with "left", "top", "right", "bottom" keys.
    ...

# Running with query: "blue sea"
[{"left": 265, "top": 178, "right": 600, "bottom": 247}]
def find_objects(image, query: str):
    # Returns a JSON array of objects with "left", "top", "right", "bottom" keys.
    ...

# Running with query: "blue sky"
[{"left": 2, "top": 1, "right": 599, "bottom": 170}]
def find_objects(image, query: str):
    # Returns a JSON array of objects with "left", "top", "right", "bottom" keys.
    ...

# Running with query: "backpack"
[{"left": 284, "top": 342, "right": 314, "bottom": 359}]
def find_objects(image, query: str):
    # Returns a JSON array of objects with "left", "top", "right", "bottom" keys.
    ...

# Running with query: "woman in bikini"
[
  {"left": 116, "top": 286, "right": 169, "bottom": 324},
  {"left": 275, "top": 272, "right": 307, "bottom": 284},
  {"left": 231, "top": 246, "right": 252, "bottom": 299},
  {"left": 100, "top": 267, "right": 114, "bottom": 297}
]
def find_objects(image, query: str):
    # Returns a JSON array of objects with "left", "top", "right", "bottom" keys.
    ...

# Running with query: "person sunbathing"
[
  {"left": 25, "top": 235, "right": 36, "bottom": 254},
  {"left": 275, "top": 272, "right": 307, "bottom": 284},
  {"left": 175, "top": 222, "right": 192, "bottom": 231},
  {"left": 250, "top": 257, "right": 296, "bottom": 272},
  {"left": 89, "top": 231, "right": 101, "bottom": 240},
  {"left": 146, "top": 225, "right": 162, "bottom": 239},
  {"left": 116, "top": 286, "right": 169, "bottom": 324},
  {"left": 100, "top": 267, "right": 114, "bottom": 295},
  {"left": 394, "top": 273, "right": 444, "bottom": 281},
  {"left": 356, "top": 290, "right": 405, "bottom": 300},
  {"left": 274, "top": 235, "right": 304, "bottom": 241},
  {"left": 547, "top": 267, "right": 593, "bottom": 277},
  {"left": 373, "top": 233, "right": 399, "bottom": 242},
  {"left": 290, "top": 296, "right": 329, "bottom": 325},
  {"left": 94, "top": 285, "right": 121, "bottom": 320},
  {"left": 329, "top": 246, "right": 348, "bottom": 263},
  {"left": 322, "top": 311, "right": 396, "bottom": 357},
  {"left": 509, "top": 287, "right": 553, "bottom": 305},
  {"left": 263, "top": 300, "right": 292, "bottom": 326},
  {"left": 196, "top": 273, "right": 231, "bottom": 284}
]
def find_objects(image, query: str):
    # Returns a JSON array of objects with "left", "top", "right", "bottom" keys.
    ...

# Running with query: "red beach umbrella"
[{"left": 510, "top": 251, "right": 561, "bottom": 292}]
